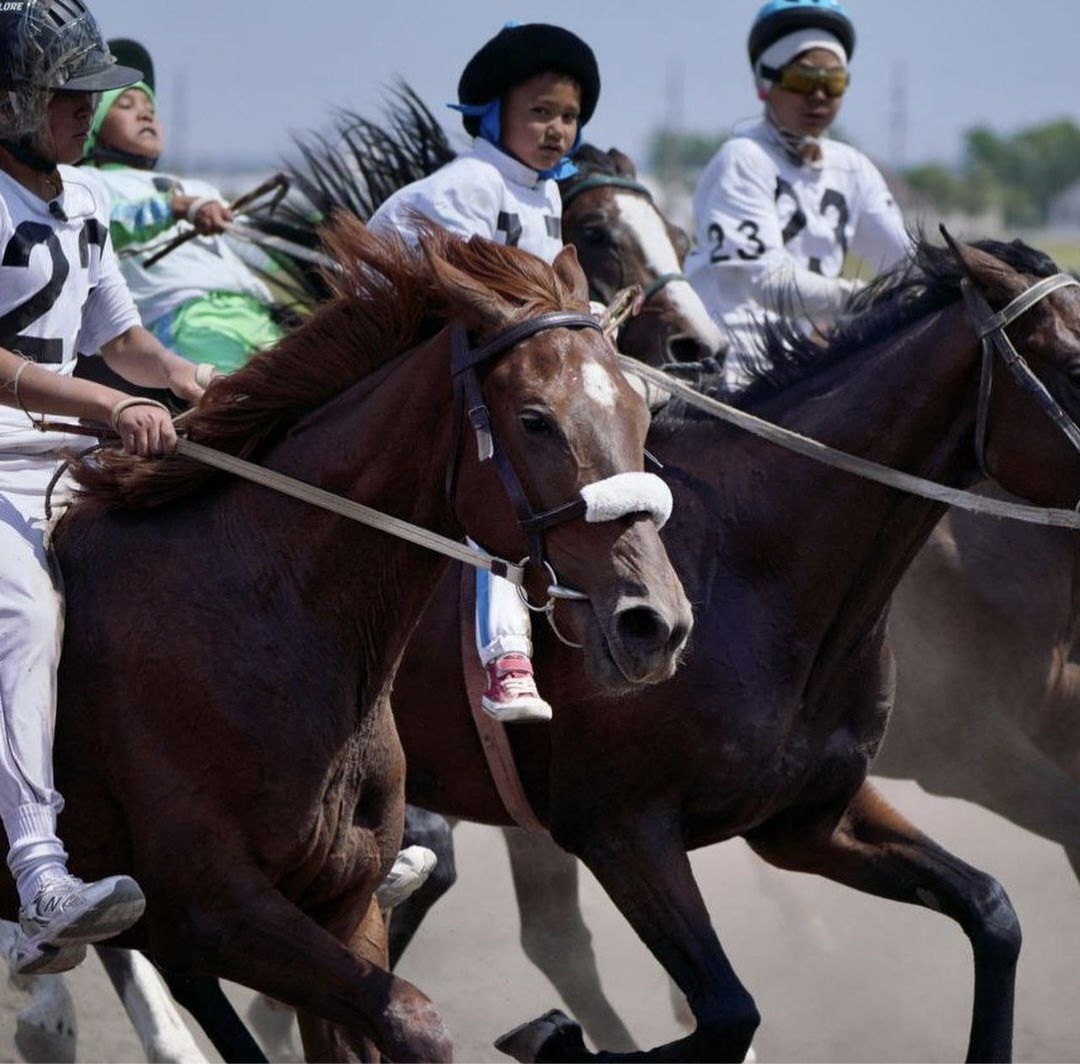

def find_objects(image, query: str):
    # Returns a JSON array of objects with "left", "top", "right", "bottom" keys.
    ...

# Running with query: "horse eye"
[
  {"left": 1067, "top": 361, "right": 1080, "bottom": 387},
  {"left": 577, "top": 226, "right": 610, "bottom": 248},
  {"left": 520, "top": 410, "right": 555, "bottom": 435}
]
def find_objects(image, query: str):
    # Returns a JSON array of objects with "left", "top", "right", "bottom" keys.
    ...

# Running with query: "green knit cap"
[{"left": 85, "top": 81, "right": 155, "bottom": 158}]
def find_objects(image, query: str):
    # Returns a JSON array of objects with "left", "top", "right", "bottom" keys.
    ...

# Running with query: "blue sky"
[{"left": 87, "top": 1, "right": 1080, "bottom": 174}]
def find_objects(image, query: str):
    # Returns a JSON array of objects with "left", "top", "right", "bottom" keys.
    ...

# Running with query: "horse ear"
[
  {"left": 940, "top": 225, "right": 1026, "bottom": 305},
  {"left": 419, "top": 233, "right": 515, "bottom": 331},
  {"left": 607, "top": 147, "right": 638, "bottom": 179},
  {"left": 552, "top": 243, "right": 590, "bottom": 308}
]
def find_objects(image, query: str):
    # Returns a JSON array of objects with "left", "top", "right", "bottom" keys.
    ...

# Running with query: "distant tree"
[{"left": 909, "top": 119, "right": 1080, "bottom": 225}]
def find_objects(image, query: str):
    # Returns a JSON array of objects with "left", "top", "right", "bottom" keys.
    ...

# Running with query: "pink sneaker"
[{"left": 480, "top": 654, "right": 553, "bottom": 723}]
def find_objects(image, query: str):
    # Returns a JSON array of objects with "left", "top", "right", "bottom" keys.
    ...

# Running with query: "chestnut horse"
[
  {"left": 12, "top": 216, "right": 690, "bottom": 1062},
  {"left": 378, "top": 236, "right": 1080, "bottom": 1063}
]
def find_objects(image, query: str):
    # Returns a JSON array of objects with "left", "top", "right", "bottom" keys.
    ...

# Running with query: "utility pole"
[{"left": 889, "top": 60, "right": 908, "bottom": 170}]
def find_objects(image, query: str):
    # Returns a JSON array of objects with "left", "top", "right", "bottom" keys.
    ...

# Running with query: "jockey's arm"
[
  {"left": 101, "top": 325, "right": 204, "bottom": 402},
  {"left": 0, "top": 344, "right": 178, "bottom": 456}
]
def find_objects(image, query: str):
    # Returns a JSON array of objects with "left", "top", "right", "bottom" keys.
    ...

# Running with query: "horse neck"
[
  {"left": 659, "top": 302, "right": 985, "bottom": 693},
  {"left": 260, "top": 330, "right": 459, "bottom": 686}
]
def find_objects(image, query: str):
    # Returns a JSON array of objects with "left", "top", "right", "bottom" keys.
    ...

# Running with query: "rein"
[
  {"left": 616, "top": 269, "right": 1080, "bottom": 530},
  {"left": 37, "top": 312, "right": 671, "bottom": 601}
]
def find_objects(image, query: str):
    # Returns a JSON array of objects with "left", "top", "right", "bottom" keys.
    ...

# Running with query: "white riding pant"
[
  {"left": 0, "top": 453, "right": 72, "bottom": 896},
  {"left": 469, "top": 539, "right": 532, "bottom": 663}
]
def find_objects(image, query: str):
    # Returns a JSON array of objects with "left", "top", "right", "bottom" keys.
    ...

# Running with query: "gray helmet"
[{"left": 0, "top": 0, "right": 140, "bottom": 142}]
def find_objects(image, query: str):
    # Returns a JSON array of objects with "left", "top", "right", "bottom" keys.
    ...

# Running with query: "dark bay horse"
[
  {"left": 19, "top": 217, "right": 690, "bottom": 1062},
  {"left": 380, "top": 236, "right": 1080, "bottom": 1063}
]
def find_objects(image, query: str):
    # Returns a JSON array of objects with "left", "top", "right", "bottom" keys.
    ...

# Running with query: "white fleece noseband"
[{"left": 580, "top": 472, "right": 672, "bottom": 529}]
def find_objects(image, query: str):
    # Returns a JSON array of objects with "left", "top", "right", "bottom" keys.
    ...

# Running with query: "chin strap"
[
  {"left": 0, "top": 137, "right": 57, "bottom": 174},
  {"left": 82, "top": 145, "right": 158, "bottom": 170}
]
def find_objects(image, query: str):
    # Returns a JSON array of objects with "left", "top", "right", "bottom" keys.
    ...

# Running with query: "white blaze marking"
[
  {"left": 614, "top": 192, "right": 726, "bottom": 352},
  {"left": 581, "top": 361, "right": 619, "bottom": 410}
]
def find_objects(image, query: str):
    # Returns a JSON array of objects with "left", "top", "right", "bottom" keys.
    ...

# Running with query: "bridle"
[
  {"left": 447, "top": 311, "right": 671, "bottom": 602},
  {"left": 560, "top": 173, "right": 688, "bottom": 312},
  {"left": 962, "top": 272, "right": 1080, "bottom": 480},
  {"left": 33, "top": 310, "right": 672, "bottom": 612}
]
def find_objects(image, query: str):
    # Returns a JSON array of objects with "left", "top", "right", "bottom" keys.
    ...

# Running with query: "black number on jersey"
[
  {"left": 0, "top": 219, "right": 105, "bottom": 364},
  {"left": 820, "top": 188, "right": 850, "bottom": 255},
  {"left": 708, "top": 222, "right": 730, "bottom": 262},
  {"left": 709, "top": 220, "right": 766, "bottom": 262},
  {"left": 774, "top": 178, "right": 851, "bottom": 260}
]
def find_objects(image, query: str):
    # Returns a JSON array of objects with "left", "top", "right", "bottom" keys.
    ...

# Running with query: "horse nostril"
[
  {"left": 615, "top": 605, "right": 668, "bottom": 650},
  {"left": 665, "top": 335, "right": 714, "bottom": 363}
]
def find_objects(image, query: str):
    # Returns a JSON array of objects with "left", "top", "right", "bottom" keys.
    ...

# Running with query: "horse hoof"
[
  {"left": 16, "top": 1010, "right": 76, "bottom": 1064},
  {"left": 494, "top": 1009, "right": 576, "bottom": 1062}
]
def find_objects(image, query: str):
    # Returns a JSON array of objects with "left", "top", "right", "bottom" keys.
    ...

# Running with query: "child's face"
[
  {"left": 501, "top": 71, "right": 581, "bottom": 171},
  {"left": 99, "top": 88, "right": 163, "bottom": 160},
  {"left": 44, "top": 91, "right": 94, "bottom": 165}
]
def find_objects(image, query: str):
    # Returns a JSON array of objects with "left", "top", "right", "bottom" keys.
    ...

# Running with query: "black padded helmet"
[
  {"left": 0, "top": 0, "right": 140, "bottom": 141},
  {"left": 456, "top": 22, "right": 600, "bottom": 137}
]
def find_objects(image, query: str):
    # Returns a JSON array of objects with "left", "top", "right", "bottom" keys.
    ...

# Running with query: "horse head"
[
  {"left": 422, "top": 231, "right": 693, "bottom": 688},
  {"left": 560, "top": 145, "right": 726, "bottom": 366},
  {"left": 946, "top": 235, "right": 1080, "bottom": 508}
]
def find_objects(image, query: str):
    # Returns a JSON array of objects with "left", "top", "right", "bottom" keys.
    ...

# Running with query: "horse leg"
[
  {"left": 498, "top": 813, "right": 759, "bottom": 1063},
  {"left": 0, "top": 918, "right": 77, "bottom": 1064},
  {"left": 745, "top": 779, "right": 1019, "bottom": 1064},
  {"left": 152, "top": 875, "right": 450, "bottom": 1062},
  {"left": 293, "top": 894, "right": 390, "bottom": 1063},
  {"left": 94, "top": 947, "right": 210, "bottom": 1064},
  {"left": 152, "top": 963, "right": 265, "bottom": 1063},
  {"left": 388, "top": 806, "right": 458, "bottom": 968},
  {"left": 502, "top": 826, "right": 637, "bottom": 1051}
]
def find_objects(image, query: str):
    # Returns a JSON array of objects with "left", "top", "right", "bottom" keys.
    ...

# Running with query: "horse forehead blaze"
[{"left": 579, "top": 360, "right": 619, "bottom": 411}]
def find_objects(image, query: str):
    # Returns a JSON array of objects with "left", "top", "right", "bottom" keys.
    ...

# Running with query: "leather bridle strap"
[
  {"left": 963, "top": 273, "right": 1080, "bottom": 478},
  {"left": 447, "top": 312, "right": 606, "bottom": 568},
  {"left": 561, "top": 174, "right": 690, "bottom": 312}
]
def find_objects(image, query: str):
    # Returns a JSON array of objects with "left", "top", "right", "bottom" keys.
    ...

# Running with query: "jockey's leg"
[
  {"left": 471, "top": 547, "right": 551, "bottom": 723},
  {"left": 0, "top": 459, "right": 144, "bottom": 976}
]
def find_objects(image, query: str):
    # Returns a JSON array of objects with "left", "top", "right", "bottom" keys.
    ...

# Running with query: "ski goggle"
[{"left": 763, "top": 64, "right": 850, "bottom": 98}]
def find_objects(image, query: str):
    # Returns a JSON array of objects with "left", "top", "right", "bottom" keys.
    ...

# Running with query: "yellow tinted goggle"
[{"left": 767, "top": 64, "right": 850, "bottom": 98}]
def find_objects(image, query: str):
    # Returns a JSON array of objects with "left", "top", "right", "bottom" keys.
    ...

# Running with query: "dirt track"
[{"left": 0, "top": 776, "right": 1076, "bottom": 1062}]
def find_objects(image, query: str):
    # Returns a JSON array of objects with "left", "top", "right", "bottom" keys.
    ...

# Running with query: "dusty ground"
[{"left": 0, "top": 776, "right": 1075, "bottom": 1063}]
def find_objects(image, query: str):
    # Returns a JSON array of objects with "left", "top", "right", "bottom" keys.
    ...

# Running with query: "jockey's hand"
[
  {"left": 171, "top": 195, "right": 233, "bottom": 235},
  {"left": 115, "top": 402, "right": 177, "bottom": 457},
  {"left": 163, "top": 357, "right": 211, "bottom": 404}
]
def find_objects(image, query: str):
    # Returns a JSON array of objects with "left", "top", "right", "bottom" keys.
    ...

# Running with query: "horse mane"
[
  {"left": 656, "top": 235, "right": 1061, "bottom": 424},
  {"left": 70, "top": 214, "right": 577, "bottom": 510},
  {"left": 248, "top": 86, "right": 615, "bottom": 313}
]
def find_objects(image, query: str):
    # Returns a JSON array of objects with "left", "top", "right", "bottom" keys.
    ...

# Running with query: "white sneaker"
[
  {"left": 375, "top": 846, "right": 437, "bottom": 911},
  {"left": 13, "top": 873, "right": 146, "bottom": 976}
]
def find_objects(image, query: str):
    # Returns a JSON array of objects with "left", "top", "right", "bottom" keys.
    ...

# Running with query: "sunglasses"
[{"left": 764, "top": 64, "right": 850, "bottom": 98}]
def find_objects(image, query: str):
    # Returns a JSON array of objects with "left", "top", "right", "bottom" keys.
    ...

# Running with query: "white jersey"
[
  {"left": 90, "top": 165, "right": 273, "bottom": 327},
  {"left": 369, "top": 137, "right": 563, "bottom": 265},
  {"left": 0, "top": 165, "right": 140, "bottom": 452},
  {"left": 685, "top": 118, "right": 910, "bottom": 384}
]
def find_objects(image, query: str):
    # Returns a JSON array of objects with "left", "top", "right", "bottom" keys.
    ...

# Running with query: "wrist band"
[
  {"left": 194, "top": 362, "right": 218, "bottom": 388},
  {"left": 185, "top": 197, "right": 216, "bottom": 224},
  {"left": 110, "top": 396, "right": 171, "bottom": 432}
]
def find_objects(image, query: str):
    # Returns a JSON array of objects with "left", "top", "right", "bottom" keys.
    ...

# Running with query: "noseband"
[
  {"left": 447, "top": 311, "right": 671, "bottom": 600},
  {"left": 962, "top": 272, "right": 1080, "bottom": 480},
  {"left": 561, "top": 174, "right": 689, "bottom": 311}
]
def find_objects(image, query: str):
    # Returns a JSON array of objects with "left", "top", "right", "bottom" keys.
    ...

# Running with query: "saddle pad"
[{"left": 459, "top": 566, "right": 546, "bottom": 831}]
